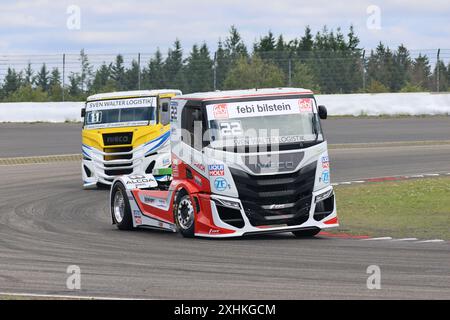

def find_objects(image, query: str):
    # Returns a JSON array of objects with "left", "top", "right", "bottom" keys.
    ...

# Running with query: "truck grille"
[
  {"left": 104, "top": 146, "right": 133, "bottom": 176},
  {"left": 229, "top": 161, "right": 316, "bottom": 226}
]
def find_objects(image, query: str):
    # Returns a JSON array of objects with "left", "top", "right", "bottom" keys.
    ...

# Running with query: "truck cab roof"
[
  {"left": 175, "top": 88, "right": 313, "bottom": 102},
  {"left": 87, "top": 89, "right": 182, "bottom": 102}
]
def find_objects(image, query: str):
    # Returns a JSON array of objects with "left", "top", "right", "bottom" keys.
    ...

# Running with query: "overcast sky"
[{"left": 0, "top": 0, "right": 449, "bottom": 56}]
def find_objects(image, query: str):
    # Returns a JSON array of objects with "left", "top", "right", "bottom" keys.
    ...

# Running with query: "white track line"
[
  {"left": 415, "top": 239, "right": 445, "bottom": 243},
  {"left": 361, "top": 237, "right": 393, "bottom": 241},
  {"left": 390, "top": 238, "right": 418, "bottom": 242},
  {"left": 0, "top": 292, "right": 141, "bottom": 300}
]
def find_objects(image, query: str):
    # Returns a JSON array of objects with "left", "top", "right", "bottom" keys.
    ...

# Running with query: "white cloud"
[{"left": 0, "top": 0, "right": 448, "bottom": 55}]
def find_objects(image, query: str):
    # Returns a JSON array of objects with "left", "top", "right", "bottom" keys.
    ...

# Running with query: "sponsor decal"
[
  {"left": 143, "top": 196, "right": 155, "bottom": 204},
  {"left": 298, "top": 98, "right": 313, "bottom": 112},
  {"left": 236, "top": 103, "right": 292, "bottom": 114},
  {"left": 85, "top": 121, "right": 149, "bottom": 130},
  {"left": 208, "top": 164, "right": 225, "bottom": 176},
  {"left": 133, "top": 210, "right": 142, "bottom": 225},
  {"left": 321, "top": 156, "right": 330, "bottom": 169},
  {"left": 214, "top": 177, "right": 228, "bottom": 192},
  {"left": 264, "top": 203, "right": 293, "bottom": 210},
  {"left": 322, "top": 170, "right": 330, "bottom": 184},
  {"left": 193, "top": 163, "right": 206, "bottom": 172},
  {"left": 86, "top": 97, "right": 155, "bottom": 111},
  {"left": 229, "top": 135, "right": 306, "bottom": 147},
  {"left": 213, "top": 104, "right": 229, "bottom": 119},
  {"left": 143, "top": 196, "right": 166, "bottom": 208},
  {"left": 172, "top": 165, "right": 179, "bottom": 177},
  {"left": 156, "top": 199, "right": 166, "bottom": 208},
  {"left": 170, "top": 104, "right": 178, "bottom": 121},
  {"left": 126, "top": 176, "right": 155, "bottom": 185},
  {"left": 209, "top": 228, "right": 220, "bottom": 235},
  {"left": 207, "top": 98, "right": 314, "bottom": 120}
]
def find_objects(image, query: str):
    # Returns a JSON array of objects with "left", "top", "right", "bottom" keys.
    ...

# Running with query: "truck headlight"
[
  {"left": 315, "top": 189, "right": 333, "bottom": 203},
  {"left": 213, "top": 198, "right": 241, "bottom": 210}
]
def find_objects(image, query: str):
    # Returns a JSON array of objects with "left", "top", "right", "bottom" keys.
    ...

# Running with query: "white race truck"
[{"left": 109, "top": 88, "right": 338, "bottom": 238}]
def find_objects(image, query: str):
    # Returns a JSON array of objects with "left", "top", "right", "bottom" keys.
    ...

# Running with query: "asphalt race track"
[
  {"left": 0, "top": 117, "right": 449, "bottom": 299},
  {"left": 1, "top": 117, "right": 450, "bottom": 157},
  {"left": 0, "top": 163, "right": 449, "bottom": 299}
]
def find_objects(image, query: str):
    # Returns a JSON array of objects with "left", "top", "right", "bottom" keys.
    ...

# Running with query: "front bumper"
[{"left": 195, "top": 185, "right": 338, "bottom": 238}]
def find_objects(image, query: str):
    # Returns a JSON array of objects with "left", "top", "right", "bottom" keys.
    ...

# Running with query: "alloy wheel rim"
[
  {"left": 177, "top": 197, "right": 194, "bottom": 230},
  {"left": 113, "top": 189, "right": 125, "bottom": 223}
]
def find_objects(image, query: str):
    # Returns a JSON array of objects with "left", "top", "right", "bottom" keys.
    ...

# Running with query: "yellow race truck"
[{"left": 81, "top": 90, "right": 181, "bottom": 188}]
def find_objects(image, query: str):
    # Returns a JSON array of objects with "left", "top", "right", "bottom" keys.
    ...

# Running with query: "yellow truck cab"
[{"left": 81, "top": 90, "right": 181, "bottom": 188}]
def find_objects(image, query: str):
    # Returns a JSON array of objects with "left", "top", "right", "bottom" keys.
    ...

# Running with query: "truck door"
[{"left": 181, "top": 105, "right": 207, "bottom": 175}]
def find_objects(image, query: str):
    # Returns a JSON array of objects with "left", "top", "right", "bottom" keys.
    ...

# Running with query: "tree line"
[{"left": 1, "top": 25, "right": 449, "bottom": 102}]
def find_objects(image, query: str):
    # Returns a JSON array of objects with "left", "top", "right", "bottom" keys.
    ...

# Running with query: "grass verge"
[{"left": 334, "top": 177, "right": 450, "bottom": 240}]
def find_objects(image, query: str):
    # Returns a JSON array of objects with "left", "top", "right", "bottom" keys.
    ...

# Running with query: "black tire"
[
  {"left": 292, "top": 228, "right": 321, "bottom": 238},
  {"left": 111, "top": 183, "right": 134, "bottom": 230},
  {"left": 173, "top": 191, "right": 195, "bottom": 238}
]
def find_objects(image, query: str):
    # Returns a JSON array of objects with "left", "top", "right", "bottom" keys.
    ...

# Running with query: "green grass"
[{"left": 334, "top": 177, "right": 450, "bottom": 240}]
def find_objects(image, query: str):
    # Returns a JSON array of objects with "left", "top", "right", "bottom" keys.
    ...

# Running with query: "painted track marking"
[
  {"left": 415, "top": 239, "right": 445, "bottom": 243},
  {"left": 0, "top": 292, "right": 141, "bottom": 300},
  {"left": 361, "top": 237, "right": 393, "bottom": 241}
]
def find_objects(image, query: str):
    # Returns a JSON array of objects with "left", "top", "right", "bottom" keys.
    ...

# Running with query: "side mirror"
[
  {"left": 81, "top": 108, "right": 86, "bottom": 118},
  {"left": 318, "top": 105, "right": 327, "bottom": 120}
]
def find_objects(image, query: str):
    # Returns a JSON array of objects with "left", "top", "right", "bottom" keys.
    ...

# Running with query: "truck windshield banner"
[
  {"left": 206, "top": 98, "right": 315, "bottom": 120},
  {"left": 86, "top": 97, "right": 156, "bottom": 111}
]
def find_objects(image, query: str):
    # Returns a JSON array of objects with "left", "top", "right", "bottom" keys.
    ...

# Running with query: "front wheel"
[
  {"left": 292, "top": 228, "right": 321, "bottom": 238},
  {"left": 174, "top": 192, "right": 195, "bottom": 238},
  {"left": 111, "top": 183, "right": 134, "bottom": 230}
]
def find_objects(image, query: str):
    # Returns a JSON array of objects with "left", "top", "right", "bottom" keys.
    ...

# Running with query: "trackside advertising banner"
[
  {"left": 206, "top": 98, "right": 316, "bottom": 120},
  {"left": 86, "top": 97, "right": 156, "bottom": 111}
]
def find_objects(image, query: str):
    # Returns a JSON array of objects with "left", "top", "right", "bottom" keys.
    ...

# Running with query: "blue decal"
[
  {"left": 322, "top": 170, "right": 330, "bottom": 184},
  {"left": 144, "top": 131, "right": 170, "bottom": 156},
  {"left": 214, "top": 177, "right": 228, "bottom": 192}
]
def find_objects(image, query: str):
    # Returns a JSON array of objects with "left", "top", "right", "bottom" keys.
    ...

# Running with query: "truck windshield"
[
  {"left": 206, "top": 97, "right": 322, "bottom": 149},
  {"left": 84, "top": 96, "right": 157, "bottom": 129},
  {"left": 84, "top": 107, "right": 155, "bottom": 129}
]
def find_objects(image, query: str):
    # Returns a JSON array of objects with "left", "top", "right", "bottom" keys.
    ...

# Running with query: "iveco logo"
[
  {"left": 256, "top": 161, "right": 295, "bottom": 169},
  {"left": 103, "top": 133, "right": 133, "bottom": 146},
  {"left": 106, "top": 136, "right": 130, "bottom": 144}
]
